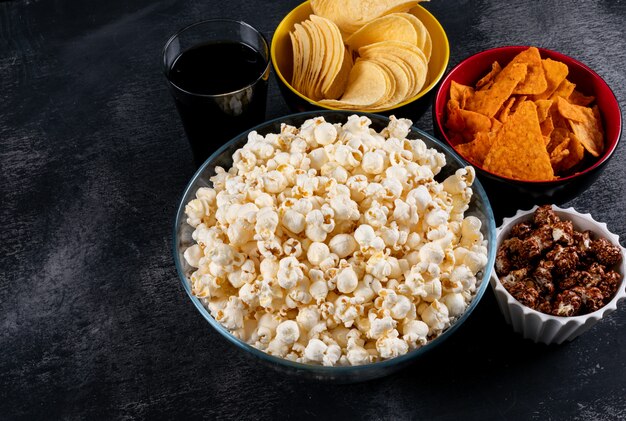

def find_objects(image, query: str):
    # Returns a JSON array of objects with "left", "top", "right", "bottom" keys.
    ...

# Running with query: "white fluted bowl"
[{"left": 490, "top": 205, "right": 626, "bottom": 345}]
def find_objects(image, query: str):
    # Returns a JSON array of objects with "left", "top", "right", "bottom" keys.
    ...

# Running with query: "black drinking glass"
[{"left": 163, "top": 20, "right": 270, "bottom": 166}]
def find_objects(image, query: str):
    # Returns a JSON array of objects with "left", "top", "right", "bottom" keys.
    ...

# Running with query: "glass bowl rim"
[{"left": 172, "top": 110, "right": 497, "bottom": 373}]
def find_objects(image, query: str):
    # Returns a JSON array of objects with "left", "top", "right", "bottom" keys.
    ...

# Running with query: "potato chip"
[
  {"left": 510, "top": 47, "right": 548, "bottom": 95},
  {"left": 371, "top": 57, "right": 410, "bottom": 107},
  {"left": 359, "top": 40, "right": 428, "bottom": 97},
  {"left": 310, "top": 16, "right": 342, "bottom": 97},
  {"left": 456, "top": 131, "right": 496, "bottom": 166},
  {"left": 465, "top": 63, "right": 528, "bottom": 118},
  {"left": 345, "top": 14, "right": 417, "bottom": 53},
  {"left": 291, "top": 0, "right": 434, "bottom": 110},
  {"left": 302, "top": 20, "right": 325, "bottom": 99},
  {"left": 324, "top": 48, "right": 353, "bottom": 99},
  {"left": 319, "top": 60, "right": 389, "bottom": 108},
  {"left": 311, "top": 0, "right": 420, "bottom": 35},
  {"left": 532, "top": 58, "right": 568, "bottom": 100},
  {"left": 476, "top": 61, "right": 502, "bottom": 90},
  {"left": 291, "top": 24, "right": 309, "bottom": 94},
  {"left": 568, "top": 89, "right": 595, "bottom": 106},
  {"left": 483, "top": 101, "right": 554, "bottom": 181},
  {"left": 395, "top": 12, "right": 432, "bottom": 60}
]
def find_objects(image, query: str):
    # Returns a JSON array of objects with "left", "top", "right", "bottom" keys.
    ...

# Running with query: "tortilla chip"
[
  {"left": 540, "top": 115, "right": 554, "bottom": 138},
  {"left": 549, "top": 79, "right": 576, "bottom": 100},
  {"left": 450, "top": 81, "right": 474, "bottom": 108},
  {"left": 532, "top": 58, "right": 569, "bottom": 100},
  {"left": 556, "top": 96, "right": 588, "bottom": 122},
  {"left": 483, "top": 101, "right": 554, "bottom": 181},
  {"left": 557, "top": 133, "right": 586, "bottom": 172},
  {"left": 510, "top": 95, "right": 528, "bottom": 114},
  {"left": 446, "top": 99, "right": 495, "bottom": 140},
  {"left": 497, "top": 97, "right": 516, "bottom": 123},
  {"left": 547, "top": 127, "right": 570, "bottom": 153},
  {"left": 549, "top": 138, "right": 570, "bottom": 168},
  {"left": 465, "top": 63, "right": 528, "bottom": 118},
  {"left": 567, "top": 105, "right": 604, "bottom": 157},
  {"left": 568, "top": 89, "right": 595, "bottom": 106},
  {"left": 448, "top": 132, "right": 465, "bottom": 146},
  {"left": 456, "top": 131, "right": 496, "bottom": 166},
  {"left": 476, "top": 61, "right": 502, "bottom": 90},
  {"left": 510, "top": 47, "right": 548, "bottom": 95},
  {"left": 446, "top": 99, "right": 464, "bottom": 130},
  {"left": 535, "top": 99, "right": 553, "bottom": 122}
]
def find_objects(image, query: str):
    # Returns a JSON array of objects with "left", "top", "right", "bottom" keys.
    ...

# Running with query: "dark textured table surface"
[{"left": 1, "top": 0, "right": 625, "bottom": 419}]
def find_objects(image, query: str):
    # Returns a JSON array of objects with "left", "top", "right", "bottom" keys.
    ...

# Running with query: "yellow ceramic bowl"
[{"left": 271, "top": 0, "right": 450, "bottom": 113}]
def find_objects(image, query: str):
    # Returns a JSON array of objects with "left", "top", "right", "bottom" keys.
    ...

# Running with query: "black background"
[{"left": 1, "top": 0, "right": 625, "bottom": 419}]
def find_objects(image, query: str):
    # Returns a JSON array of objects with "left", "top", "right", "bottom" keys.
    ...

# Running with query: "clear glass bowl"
[{"left": 172, "top": 111, "right": 496, "bottom": 382}]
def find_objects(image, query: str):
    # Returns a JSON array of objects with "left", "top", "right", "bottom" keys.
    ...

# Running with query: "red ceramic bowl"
[{"left": 433, "top": 46, "right": 621, "bottom": 219}]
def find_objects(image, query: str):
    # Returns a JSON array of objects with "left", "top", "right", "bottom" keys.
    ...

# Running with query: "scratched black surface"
[{"left": 1, "top": 0, "right": 625, "bottom": 419}]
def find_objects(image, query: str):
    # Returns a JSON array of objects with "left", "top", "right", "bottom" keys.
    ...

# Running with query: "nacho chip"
[
  {"left": 532, "top": 58, "right": 569, "bottom": 100},
  {"left": 549, "top": 79, "right": 576, "bottom": 100},
  {"left": 556, "top": 96, "right": 588, "bottom": 122},
  {"left": 483, "top": 101, "right": 554, "bottom": 181},
  {"left": 456, "top": 131, "right": 496, "bottom": 166},
  {"left": 450, "top": 81, "right": 474, "bottom": 107},
  {"left": 510, "top": 95, "right": 528, "bottom": 114},
  {"left": 547, "top": 127, "right": 570, "bottom": 153},
  {"left": 476, "top": 61, "right": 502, "bottom": 90},
  {"left": 549, "top": 138, "right": 570, "bottom": 168},
  {"left": 568, "top": 89, "right": 595, "bottom": 106},
  {"left": 446, "top": 99, "right": 465, "bottom": 132},
  {"left": 557, "top": 133, "right": 586, "bottom": 172},
  {"left": 510, "top": 47, "right": 548, "bottom": 95},
  {"left": 497, "top": 97, "right": 516, "bottom": 123},
  {"left": 535, "top": 99, "right": 553, "bottom": 122},
  {"left": 465, "top": 63, "right": 528, "bottom": 118},
  {"left": 540, "top": 115, "right": 554, "bottom": 138},
  {"left": 567, "top": 104, "right": 604, "bottom": 157}
]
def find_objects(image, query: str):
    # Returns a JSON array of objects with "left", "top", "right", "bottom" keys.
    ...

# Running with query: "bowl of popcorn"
[
  {"left": 491, "top": 205, "right": 626, "bottom": 345},
  {"left": 173, "top": 111, "right": 496, "bottom": 381}
]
